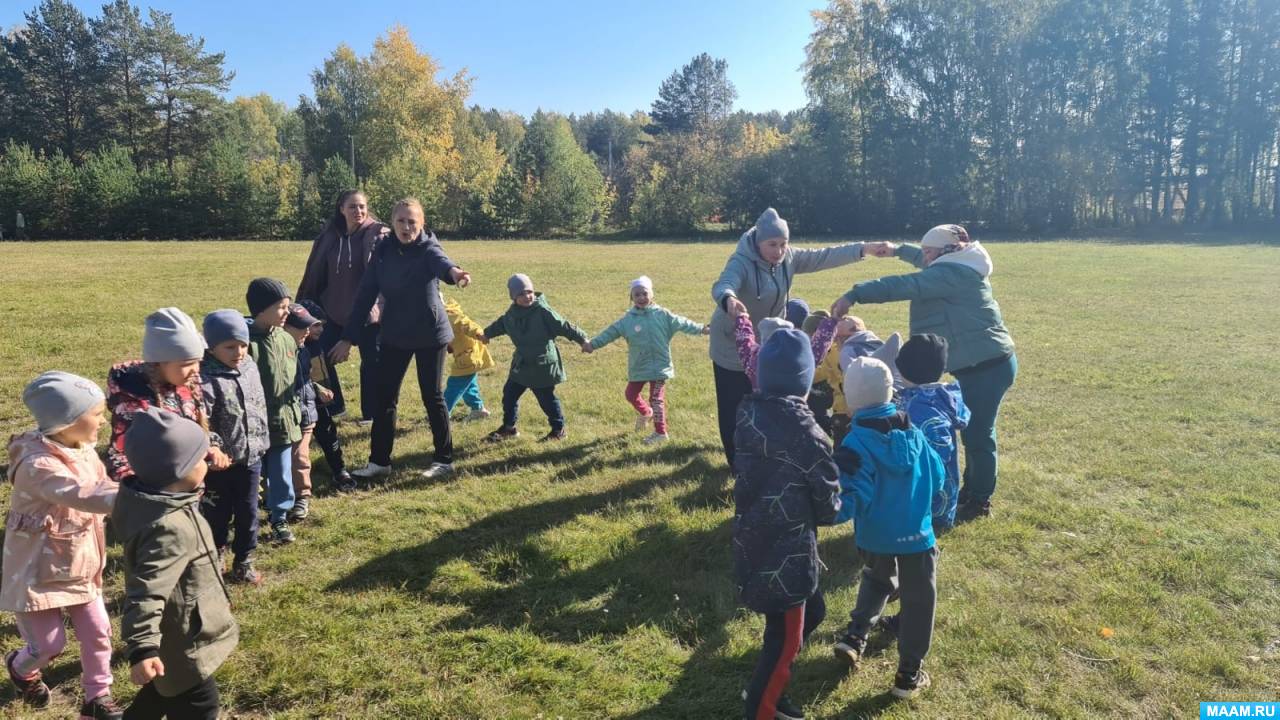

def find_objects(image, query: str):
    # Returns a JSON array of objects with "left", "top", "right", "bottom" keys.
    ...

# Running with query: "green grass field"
[{"left": 0, "top": 238, "right": 1277, "bottom": 719}]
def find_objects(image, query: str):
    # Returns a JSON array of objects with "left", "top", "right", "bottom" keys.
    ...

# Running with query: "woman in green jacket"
[{"left": 832, "top": 224, "right": 1016, "bottom": 519}]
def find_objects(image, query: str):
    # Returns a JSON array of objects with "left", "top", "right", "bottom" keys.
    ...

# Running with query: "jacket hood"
[
  {"left": 444, "top": 295, "right": 462, "bottom": 321},
  {"left": 850, "top": 403, "right": 928, "bottom": 472},
  {"left": 508, "top": 292, "right": 550, "bottom": 315},
  {"left": 932, "top": 241, "right": 993, "bottom": 278},
  {"left": 109, "top": 360, "right": 154, "bottom": 399},
  {"left": 388, "top": 230, "right": 439, "bottom": 251},
  {"left": 7, "top": 431, "right": 64, "bottom": 483},
  {"left": 626, "top": 303, "right": 663, "bottom": 317},
  {"left": 112, "top": 478, "right": 201, "bottom": 541},
  {"left": 200, "top": 353, "right": 241, "bottom": 377},
  {"left": 743, "top": 392, "right": 813, "bottom": 417}
]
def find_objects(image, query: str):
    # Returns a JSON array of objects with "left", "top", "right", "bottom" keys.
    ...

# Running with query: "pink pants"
[
  {"left": 625, "top": 380, "right": 667, "bottom": 434},
  {"left": 12, "top": 596, "right": 113, "bottom": 700}
]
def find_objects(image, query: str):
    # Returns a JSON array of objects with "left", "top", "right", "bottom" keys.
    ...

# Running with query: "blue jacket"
[
  {"left": 835, "top": 403, "right": 945, "bottom": 555},
  {"left": 344, "top": 230, "right": 457, "bottom": 350},
  {"left": 733, "top": 394, "right": 841, "bottom": 613},
  {"left": 897, "top": 383, "right": 968, "bottom": 523}
]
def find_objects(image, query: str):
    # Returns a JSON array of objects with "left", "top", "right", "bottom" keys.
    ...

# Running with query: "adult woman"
[
  {"left": 296, "top": 189, "right": 390, "bottom": 423},
  {"left": 831, "top": 224, "right": 1016, "bottom": 519},
  {"left": 710, "top": 208, "right": 867, "bottom": 467},
  {"left": 330, "top": 198, "right": 471, "bottom": 481}
]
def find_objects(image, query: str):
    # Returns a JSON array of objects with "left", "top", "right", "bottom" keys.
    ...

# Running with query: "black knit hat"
[
  {"left": 895, "top": 334, "right": 948, "bottom": 385},
  {"left": 246, "top": 277, "right": 291, "bottom": 318}
]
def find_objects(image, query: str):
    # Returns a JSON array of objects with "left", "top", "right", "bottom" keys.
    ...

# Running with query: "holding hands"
[
  {"left": 131, "top": 657, "right": 164, "bottom": 686},
  {"left": 864, "top": 241, "right": 898, "bottom": 258},
  {"left": 725, "top": 296, "right": 748, "bottom": 318},
  {"left": 581, "top": 341, "right": 593, "bottom": 353},
  {"left": 450, "top": 267, "right": 471, "bottom": 288}
]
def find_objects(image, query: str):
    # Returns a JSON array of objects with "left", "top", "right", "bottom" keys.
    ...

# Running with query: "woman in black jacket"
[{"left": 330, "top": 198, "right": 471, "bottom": 481}]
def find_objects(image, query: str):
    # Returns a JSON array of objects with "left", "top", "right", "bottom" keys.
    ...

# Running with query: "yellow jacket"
[
  {"left": 814, "top": 344, "right": 848, "bottom": 417},
  {"left": 445, "top": 296, "right": 494, "bottom": 376}
]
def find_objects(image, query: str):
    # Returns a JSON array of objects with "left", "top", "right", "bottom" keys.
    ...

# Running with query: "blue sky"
[{"left": 2, "top": 0, "right": 819, "bottom": 116}]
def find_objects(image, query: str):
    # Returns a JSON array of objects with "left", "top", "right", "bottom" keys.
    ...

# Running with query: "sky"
[{"left": 1, "top": 0, "right": 820, "bottom": 116}]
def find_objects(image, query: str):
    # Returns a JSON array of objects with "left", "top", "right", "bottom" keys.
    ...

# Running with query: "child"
[
  {"left": 114, "top": 408, "right": 238, "bottom": 719},
  {"left": 298, "top": 300, "right": 354, "bottom": 493},
  {"left": 831, "top": 357, "right": 946, "bottom": 699},
  {"left": 442, "top": 291, "right": 494, "bottom": 422},
  {"left": 199, "top": 309, "right": 269, "bottom": 584},
  {"left": 246, "top": 277, "right": 300, "bottom": 544},
  {"left": 108, "top": 307, "right": 228, "bottom": 483},
  {"left": 283, "top": 303, "right": 324, "bottom": 521},
  {"left": 813, "top": 317, "right": 902, "bottom": 444},
  {"left": 584, "top": 275, "right": 708, "bottom": 444},
  {"left": 3, "top": 373, "right": 122, "bottom": 719},
  {"left": 481, "top": 274, "right": 589, "bottom": 442},
  {"left": 894, "top": 334, "right": 969, "bottom": 530},
  {"left": 732, "top": 310, "right": 836, "bottom": 392},
  {"left": 733, "top": 329, "right": 841, "bottom": 720}
]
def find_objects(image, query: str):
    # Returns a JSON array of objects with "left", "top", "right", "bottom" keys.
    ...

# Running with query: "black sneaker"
[
  {"left": 271, "top": 521, "right": 295, "bottom": 544},
  {"left": 486, "top": 425, "right": 519, "bottom": 443},
  {"left": 287, "top": 496, "right": 309, "bottom": 522},
  {"left": 739, "top": 690, "right": 805, "bottom": 720},
  {"left": 890, "top": 668, "right": 931, "bottom": 699},
  {"left": 876, "top": 613, "right": 900, "bottom": 638},
  {"left": 5, "top": 650, "right": 50, "bottom": 708},
  {"left": 229, "top": 558, "right": 263, "bottom": 585},
  {"left": 79, "top": 693, "right": 124, "bottom": 719},
  {"left": 833, "top": 633, "right": 867, "bottom": 668},
  {"left": 334, "top": 470, "right": 357, "bottom": 493},
  {"left": 957, "top": 500, "right": 992, "bottom": 523},
  {"left": 540, "top": 428, "right": 567, "bottom": 442}
]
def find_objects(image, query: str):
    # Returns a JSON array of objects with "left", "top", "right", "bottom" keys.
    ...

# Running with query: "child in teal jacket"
[{"left": 585, "top": 276, "right": 708, "bottom": 443}]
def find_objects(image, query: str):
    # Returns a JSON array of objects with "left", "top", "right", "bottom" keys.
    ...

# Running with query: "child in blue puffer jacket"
[
  {"left": 733, "top": 328, "right": 841, "bottom": 720},
  {"left": 893, "top": 334, "right": 969, "bottom": 530},
  {"left": 831, "top": 356, "right": 945, "bottom": 700}
]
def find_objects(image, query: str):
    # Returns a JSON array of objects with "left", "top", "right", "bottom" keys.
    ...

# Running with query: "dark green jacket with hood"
[
  {"left": 112, "top": 479, "right": 239, "bottom": 697},
  {"left": 483, "top": 293, "right": 587, "bottom": 389}
]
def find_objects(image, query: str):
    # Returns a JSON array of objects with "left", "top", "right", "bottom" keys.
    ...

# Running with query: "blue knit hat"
[
  {"left": 757, "top": 328, "right": 814, "bottom": 397},
  {"left": 202, "top": 309, "right": 249, "bottom": 347},
  {"left": 785, "top": 299, "right": 810, "bottom": 328}
]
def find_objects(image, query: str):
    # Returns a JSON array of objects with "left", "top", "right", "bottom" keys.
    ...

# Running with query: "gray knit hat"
[
  {"left": 507, "top": 273, "right": 534, "bottom": 300},
  {"left": 758, "top": 317, "right": 794, "bottom": 346},
  {"left": 142, "top": 307, "right": 206, "bottom": 363},
  {"left": 203, "top": 309, "right": 249, "bottom": 347},
  {"left": 123, "top": 407, "right": 209, "bottom": 487},
  {"left": 22, "top": 371, "right": 105, "bottom": 435},
  {"left": 754, "top": 208, "right": 789, "bottom": 242}
]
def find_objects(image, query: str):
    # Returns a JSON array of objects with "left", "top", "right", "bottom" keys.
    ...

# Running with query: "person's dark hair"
[{"left": 328, "top": 189, "right": 370, "bottom": 235}]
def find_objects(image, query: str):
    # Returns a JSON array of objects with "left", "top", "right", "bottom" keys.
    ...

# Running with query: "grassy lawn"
[{"left": 0, "top": 237, "right": 1278, "bottom": 718}]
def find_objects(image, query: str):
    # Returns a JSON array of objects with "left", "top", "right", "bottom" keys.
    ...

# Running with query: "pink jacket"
[{"left": 1, "top": 432, "right": 117, "bottom": 612}]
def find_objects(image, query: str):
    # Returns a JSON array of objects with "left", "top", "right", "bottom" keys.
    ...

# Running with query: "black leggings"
[
  {"left": 713, "top": 363, "right": 754, "bottom": 468},
  {"left": 369, "top": 345, "right": 452, "bottom": 466}
]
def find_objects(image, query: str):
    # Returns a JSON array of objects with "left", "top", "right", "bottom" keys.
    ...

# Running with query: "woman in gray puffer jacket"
[{"left": 709, "top": 208, "right": 866, "bottom": 466}]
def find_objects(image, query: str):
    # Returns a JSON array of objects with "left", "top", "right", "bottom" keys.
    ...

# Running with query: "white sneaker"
[
  {"left": 466, "top": 408, "right": 491, "bottom": 421},
  {"left": 635, "top": 413, "right": 653, "bottom": 431},
  {"left": 421, "top": 462, "right": 454, "bottom": 479},
  {"left": 643, "top": 432, "right": 669, "bottom": 445},
  {"left": 351, "top": 462, "right": 391, "bottom": 479}
]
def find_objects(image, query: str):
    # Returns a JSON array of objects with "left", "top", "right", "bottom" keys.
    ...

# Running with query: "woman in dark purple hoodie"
[{"left": 296, "top": 189, "right": 390, "bottom": 423}]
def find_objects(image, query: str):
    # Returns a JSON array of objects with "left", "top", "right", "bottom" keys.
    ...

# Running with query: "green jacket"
[
  {"left": 590, "top": 304, "right": 704, "bottom": 381},
  {"left": 112, "top": 480, "right": 238, "bottom": 697},
  {"left": 248, "top": 324, "right": 301, "bottom": 446},
  {"left": 844, "top": 242, "right": 1015, "bottom": 372},
  {"left": 484, "top": 294, "right": 586, "bottom": 389}
]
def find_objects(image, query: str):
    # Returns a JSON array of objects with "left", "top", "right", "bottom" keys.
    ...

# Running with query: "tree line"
[{"left": 1, "top": 0, "right": 1277, "bottom": 240}]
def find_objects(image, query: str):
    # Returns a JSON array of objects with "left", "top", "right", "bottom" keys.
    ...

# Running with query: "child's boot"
[
  {"left": 288, "top": 496, "right": 309, "bottom": 522},
  {"left": 5, "top": 650, "right": 50, "bottom": 708},
  {"left": 79, "top": 693, "right": 124, "bottom": 720},
  {"left": 230, "top": 556, "right": 263, "bottom": 585},
  {"left": 271, "top": 520, "right": 295, "bottom": 544},
  {"left": 890, "top": 668, "right": 931, "bottom": 699},
  {"left": 486, "top": 426, "right": 519, "bottom": 442},
  {"left": 833, "top": 632, "right": 867, "bottom": 669}
]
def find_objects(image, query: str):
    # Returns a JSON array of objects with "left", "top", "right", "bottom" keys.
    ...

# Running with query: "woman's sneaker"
[
  {"left": 79, "top": 693, "right": 124, "bottom": 720},
  {"left": 890, "top": 668, "right": 931, "bottom": 699},
  {"left": 287, "top": 496, "right": 310, "bottom": 522},
  {"left": 421, "top": 462, "right": 453, "bottom": 480},
  {"left": 486, "top": 426, "right": 519, "bottom": 443},
  {"left": 833, "top": 633, "right": 867, "bottom": 668},
  {"left": 635, "top": 413, "right": 653, "bottom": 431},
  {"left": 5, "top": 650, "right": 50, "bottom": 708},
  {"left": 351, "top": 462, "right": 391, "bottom": 480}
]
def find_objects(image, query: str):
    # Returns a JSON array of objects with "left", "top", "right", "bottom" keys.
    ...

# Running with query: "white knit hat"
[
  {"left": 630, "top": 276, "right": 653, "bottom": 293},
  {"left": 921, "top": 224, "right": 970, "bottom": 249},
  {"left": 843, "top": 357, "right": 895, "bottom": 413}
]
